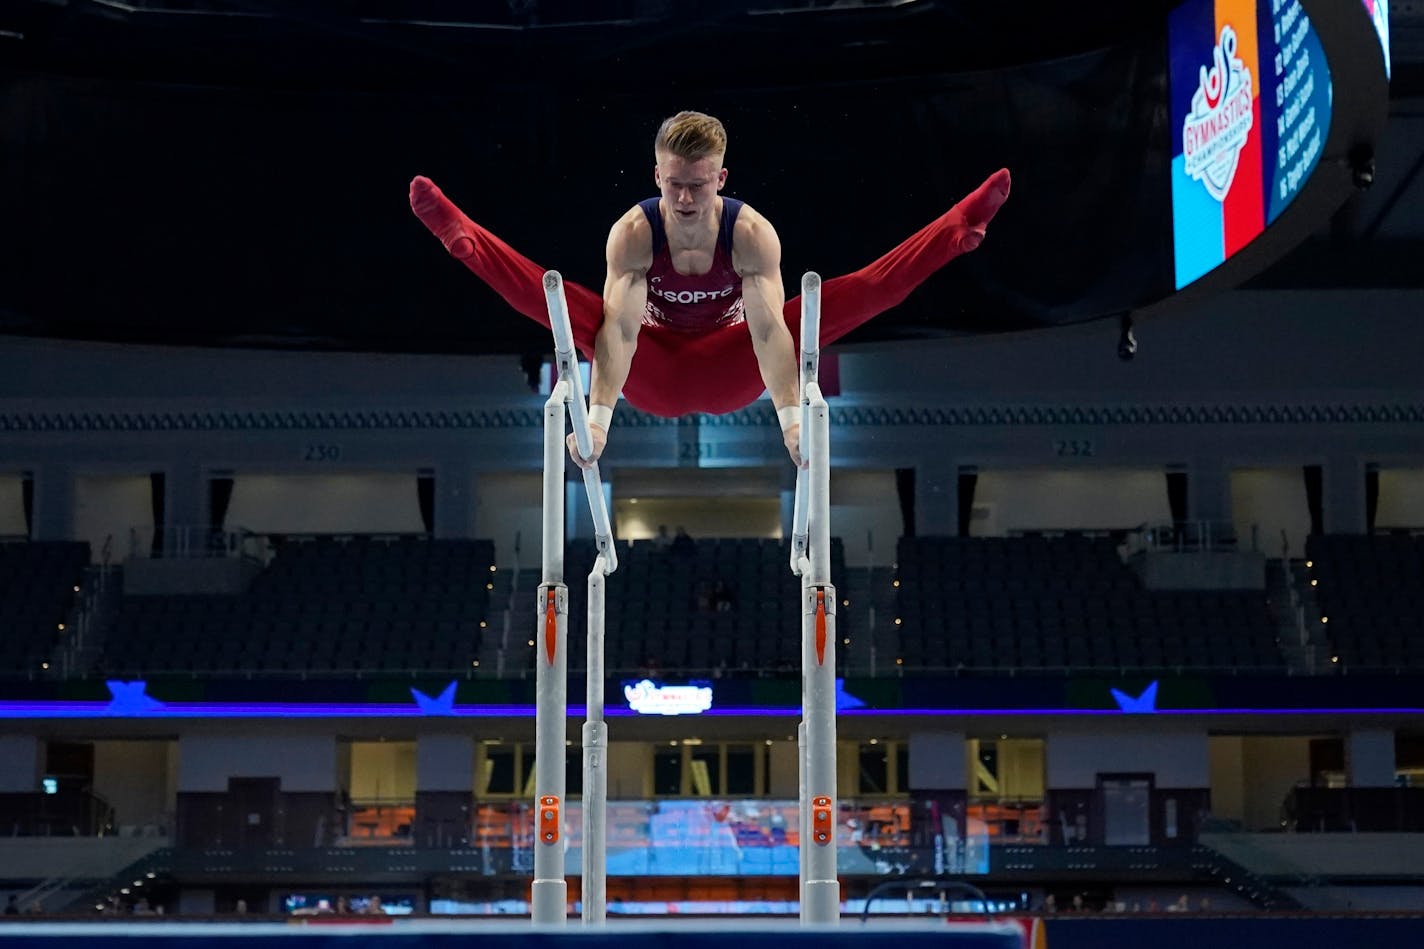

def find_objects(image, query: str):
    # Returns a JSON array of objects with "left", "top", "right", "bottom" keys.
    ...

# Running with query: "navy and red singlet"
[{"left": 637, "top": 196, "right": 745, "bottom": 333}]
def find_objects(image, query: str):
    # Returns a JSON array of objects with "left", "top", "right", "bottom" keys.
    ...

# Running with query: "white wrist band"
[
  {"left": 777, "top": 405, "right": 801, "bottom": 432},
  {"left": 588, "top": 404, "right": 614, "bottom": 430}
]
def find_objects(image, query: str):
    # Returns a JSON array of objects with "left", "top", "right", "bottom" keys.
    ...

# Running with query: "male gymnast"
[{"left": 410, "top": 110, "right": 1010, "bottom": 469}]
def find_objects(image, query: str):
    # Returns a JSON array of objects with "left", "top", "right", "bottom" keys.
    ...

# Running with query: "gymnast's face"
[{"left": 654, "top": 151, "right": 726, "bottom": 227}]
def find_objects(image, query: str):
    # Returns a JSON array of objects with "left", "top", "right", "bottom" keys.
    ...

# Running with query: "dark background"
[{"left": 0, "top": 1, "right": 1258, "bottom": 355}]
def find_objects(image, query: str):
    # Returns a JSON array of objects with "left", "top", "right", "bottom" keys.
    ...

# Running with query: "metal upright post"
[
  {"left": 798, "top": 718, "right": 808, "bottom": 905},
  {"left": 801, "top": 378, "right": 838, "bottom": 924},
  {"left": 791, "top": 272, "right": 839, "bottom": 924},
  {"left": 582, "top": 555, "right": 609, "bottom": 923},
  {"left": 532, "top": 380, "right": 570, "bottom": 925}
]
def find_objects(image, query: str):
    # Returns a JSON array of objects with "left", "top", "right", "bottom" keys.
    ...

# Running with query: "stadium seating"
[
  {"left": 1307, "top": 533, "right": 1424, "bottom": 671},
  {"left": 0, "top": 540, "right": 89, "bottom": 676},
  {"left": 72, "top": 530, "right": 1317, "bottom": 678},
  {"left": 101, "top": 536, "right": 494, "bottom": 676},
  {"left": 893, "top": 534, "right": 1284, "bottom": 673},
  {"left": 556, "top": 536, "right": 848, "bottom": 678}
]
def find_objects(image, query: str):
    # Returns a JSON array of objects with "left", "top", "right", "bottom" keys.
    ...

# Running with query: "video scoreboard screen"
[
  {"left": 1169, "top": 0, "right": 1333, "bottom": 289},
  {"left": 1363, "top": 0, "right": 1391, "bottom": 79}
]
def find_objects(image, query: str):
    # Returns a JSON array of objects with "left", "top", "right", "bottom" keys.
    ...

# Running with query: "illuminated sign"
[
  {"left": 1363, "top": 0, "right": 1391, "bottom": 78},
  {"left": 1169, "top": 0, "right": 1332, "bottom": 289},
  {"left": 623, "top": 679, "right": 713, "bottom": 716}
]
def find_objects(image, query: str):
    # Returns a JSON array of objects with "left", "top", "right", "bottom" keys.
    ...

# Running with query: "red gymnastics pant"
[{"left": 409, "top": 169, "right": 1010, "bottom": 417}]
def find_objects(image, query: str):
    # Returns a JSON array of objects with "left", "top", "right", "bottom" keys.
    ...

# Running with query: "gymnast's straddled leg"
[
  {"left": 808, "top": 167, "right": 1011, "bottom": 348},
  {"left": 409, "top": 175, "right": 605, "bottom": 355}
]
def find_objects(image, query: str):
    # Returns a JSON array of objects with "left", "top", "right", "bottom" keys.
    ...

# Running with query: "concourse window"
[
  {"left": 859, "top": 742, "right": 889, "bottom": 794},
  {"left": 853, "top": 741, "right": 908, "bottom": 795},
  {"left": 654, "top": 744, "right": 683, "bottom": 796},
  {"left": 478, "top": 742, "right": 539, "bottom": 798},
  {"left": 651, "top": 741, "right": 769, "bottom": 797},
  {"left": 725, "top": 744, "right": 758, "bottom": 795},
  {"left": 688, "top": 744, "right": 721, "bottom": 797}
]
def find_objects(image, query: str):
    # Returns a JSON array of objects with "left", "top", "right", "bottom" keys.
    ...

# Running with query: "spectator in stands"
[
  {"left": 652, "top": 525, "right": 673, "bottom": 552},
  {"left": 671, "top": 526, "right": 695, "bottom": 557},
  {"left": 4, "top": 895, "right": 18, "bottom": 915},
  {"left": 364, "top": 895, "right": 385, "bottom": 916},
  {"left": 234, "top": 899, "right": 249, "bottom": 914}
]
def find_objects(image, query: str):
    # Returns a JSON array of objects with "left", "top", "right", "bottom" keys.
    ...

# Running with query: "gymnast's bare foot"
[
  {"left": 948, "top": 168, "right": 1011, "bottom": 253},
  {"left": 409, "top": 176, "right": 476, "bottom": 260}
]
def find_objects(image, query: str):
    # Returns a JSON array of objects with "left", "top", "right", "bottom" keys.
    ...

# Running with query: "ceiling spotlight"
[
  {"left": 1117, "top": 313, "right": 1138, "bottom": 361},
  {"left": 1349, "top": 143, "right": 1375, "bottom": 189}
]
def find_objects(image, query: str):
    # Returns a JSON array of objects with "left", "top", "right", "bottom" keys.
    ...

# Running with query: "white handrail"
[
  {"left": 543, "top": 270, "right": 618, "bottom": 575},
  {"left": 789, "top": 272, "right": 820, "bottom": 576},
  {"left": 799, "top": 271, "right": 821, "bottom": 397}
]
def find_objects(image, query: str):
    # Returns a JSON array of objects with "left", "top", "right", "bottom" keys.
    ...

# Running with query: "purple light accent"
[
  {"left": 0, "top": 701, "right": 1421, "bottom": 720},
  {"left": 838, "top": 707, "right": 1424, "bottom": 716}
]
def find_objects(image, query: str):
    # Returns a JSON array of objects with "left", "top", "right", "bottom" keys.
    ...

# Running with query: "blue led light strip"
[
  {"left": 0, "top": 677, "right": 1415, "bottom": 719},
  {"left": 0, "top": 702, "right": 1421, "bottom": 720}
]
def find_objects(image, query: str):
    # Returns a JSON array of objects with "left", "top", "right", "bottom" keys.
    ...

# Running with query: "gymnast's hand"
[
  {"left": 567, "top": 423, "right": 607, "bottom": 471},
  {"left": 783, "top": 423, "right": 806, "bottom": 468}
]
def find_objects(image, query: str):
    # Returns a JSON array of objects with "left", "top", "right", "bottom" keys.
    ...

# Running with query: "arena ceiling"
[{"left": 0, "top": 0, "right": 1419, "bottom": 357}]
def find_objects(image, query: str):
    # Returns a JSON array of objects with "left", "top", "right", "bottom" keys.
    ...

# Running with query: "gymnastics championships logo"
[{"left": 1183, "top": 24, "right": 1255, "bottom": 202}]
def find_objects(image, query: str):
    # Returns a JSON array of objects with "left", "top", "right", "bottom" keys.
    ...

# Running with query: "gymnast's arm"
[
  {"left": 735, "top": 210, "right": 802, "bottom": 466},
  {"left": 568, "top": 208, "right": 650, "bottom": 470}
]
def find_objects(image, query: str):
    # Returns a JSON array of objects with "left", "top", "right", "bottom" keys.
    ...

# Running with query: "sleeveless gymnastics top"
[{"left": 638, "top": 196, "right": 745, "bottom": 332}]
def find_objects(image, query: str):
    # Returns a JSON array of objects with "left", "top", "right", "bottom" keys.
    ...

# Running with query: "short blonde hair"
[{"left": 654, "top": 111, "right": 727, "bottom": 163}]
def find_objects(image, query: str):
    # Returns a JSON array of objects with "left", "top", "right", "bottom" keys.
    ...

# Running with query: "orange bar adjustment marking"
[
  {"left": 812, "top": 795, "right": 833, "bottom": 845},
  {"left": 538, "top": 794, "right": 560, "bottom": 844},
  {"left": 544, "top": 589, "right": 558, "bottom": 665},
  {"left": 815, "top": 589, "right": 827, "bottom": 665}
]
